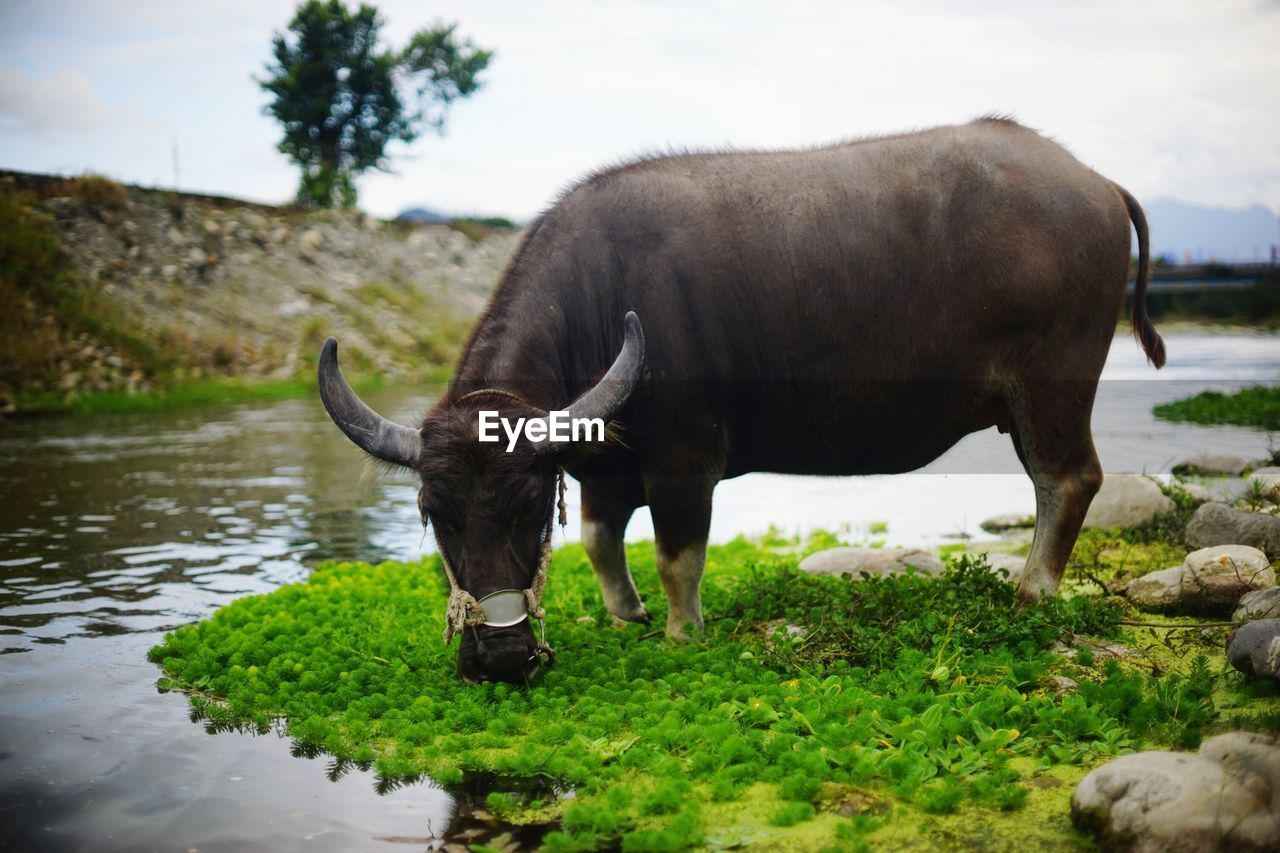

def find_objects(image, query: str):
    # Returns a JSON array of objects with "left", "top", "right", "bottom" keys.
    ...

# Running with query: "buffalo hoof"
[
  {"left": 1016, "top": 579, "right": 1053, "bottom": 605},
  {"left": 665, "top": 619, "right": 705, "bottom": 643},
  {"left": 609, "top": 602, "right": 652, "bottom": 626}
]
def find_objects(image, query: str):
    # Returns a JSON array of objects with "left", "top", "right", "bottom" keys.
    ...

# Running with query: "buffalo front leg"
[
  {"left": 580, "top": 484, "right": 649, "bottom": 625},
  {"left": 1008, "top": 381, "right": 1104, "bottom": 602},
  {"left": 645, "top": 473, "right": 715, "bottom": 641}
]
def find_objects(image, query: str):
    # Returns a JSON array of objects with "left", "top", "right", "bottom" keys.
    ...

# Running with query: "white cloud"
[
  {"left": 1, "top": 0, "right": 1277, "bottom": 218},
  {"left": 0, "top": 60, "right": 111, "bottom": 132}
]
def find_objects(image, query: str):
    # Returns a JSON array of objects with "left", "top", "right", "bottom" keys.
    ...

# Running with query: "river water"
[{"left": 1, "top": 330, "right": 1277, "bottom": 851}]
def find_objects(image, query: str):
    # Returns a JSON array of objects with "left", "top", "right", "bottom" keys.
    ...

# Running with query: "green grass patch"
[
  {"left": 1153, "top": 384, "right": 1280, "bottom": 431},
  {"left": 12, "top": 375, "right": 345, "bottom": 416},
  {"left": 147, "top": 537, "right": 1278, "bottom": 849}
]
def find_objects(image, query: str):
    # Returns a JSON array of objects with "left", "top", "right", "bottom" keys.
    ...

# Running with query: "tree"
[{"left": 258, "top": 1, "right": 492, "bottom": 208}]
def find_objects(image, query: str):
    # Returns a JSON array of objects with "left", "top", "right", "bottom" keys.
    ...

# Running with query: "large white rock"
[
  {"left": 798, "top": 547, "right": 945, "bottom": 578},
  {"left": 1083, "top": 474, "right": 1175, "bottom": 529},
  {"left": 1125, "top": 544, "right": 1274, "bottom": 614},
  {"left": 1071, "top": 731, "right": 1280, "bottom": 852}
]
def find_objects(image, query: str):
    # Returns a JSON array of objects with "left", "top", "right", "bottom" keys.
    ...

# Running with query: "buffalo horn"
[
  {"left": 535, "top": 311, "right": 645, "bottom": 455},
  {"left": 318, "top": 338, "right": 422, "bottom": 468}
]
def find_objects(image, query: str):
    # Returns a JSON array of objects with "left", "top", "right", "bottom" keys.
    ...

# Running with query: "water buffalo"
[{"left": 319, "top": 116, "right": 1165, "bottom": 683}]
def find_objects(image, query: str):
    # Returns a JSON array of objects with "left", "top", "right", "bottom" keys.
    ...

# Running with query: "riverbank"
[{"left": 0, "top": 170, "right": 519, "bottom": 416}]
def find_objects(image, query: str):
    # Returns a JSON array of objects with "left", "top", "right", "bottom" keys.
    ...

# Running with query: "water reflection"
[{"left": 0, "top": 388, "right": 436, "bottom": 652}]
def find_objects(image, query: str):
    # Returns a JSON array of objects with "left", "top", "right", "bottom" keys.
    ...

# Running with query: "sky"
[{"left": 1, "top": 0, "right": 1278, "bottom": 222}]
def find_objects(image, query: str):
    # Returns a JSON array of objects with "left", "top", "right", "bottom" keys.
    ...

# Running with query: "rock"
[
  {"left": 1185, "top": 503, "right": 1280, "bottom": 558},
  {"left": 299, "top": 228, "right": 324, "bottom": 250},
  {"left": 1172, "top": 454, "right": 1253, "bottom": 477},
  {"left": 166, "top": 225, "right": 184, "bottom": 244},
  {"left": 1071, "top": 731, "right": 1280, "bottom": 852},
  {"left": 1125, "top": 544, "right": 1274, "bottom": 614},
  {"left": 1051, "top": 675, "right": 1078, "bottom": 694},
  {"left": 243, "top": 212, "right": 268, "bottom": 230},
  {"left": 1083, "top": 474, "right": 1175, "bottom": 529},
  {"left": 798, "top": 547, "right": 945, "bottom": 578},
  {"left": 980, "top": 513, "right": 1035, "bottom": 533},
  {"left": 982, "top": 553, "right": 1026, "bottom": 584},
  {"left": 763, "top": 620, "right": 808, "bottom": 650},
  {"left": 201, "top": 219, "right": 221, "bottom": 236},
  {"left": 1235, "top": 588, "right": 1280, "bottom": 622},
  {"left": 1125, "top": 566, "right": 1188, "bottom": 611},
  {"left": 1228, "top": 619, "right": 1280, "bottom": 681},
  {"left": 1184, "top": 543, "right": 1273, "bottom": 578},
  {"left": 1180, "top": 483, "right": 1213, "bottom": 503},
  {"left": 160, "top": 264, "right": 178, "bottom": 278},
  {"left": 186, "top": 247, "right": 207, "bottom": 267},
  {"left": 1185, "top": 478, "right": 1252, "bottom": 505}
]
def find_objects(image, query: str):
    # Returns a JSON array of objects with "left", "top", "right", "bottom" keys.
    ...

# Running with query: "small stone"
[
  {"left": 1126, "top": 544, "right": 1273, "bottom": 615},
  {"left": 1083, "top": 474, "right": 1175, "bottom": 529},
  {"left": 160, "top": 264, "right": 178, "bottom": 278},
  {"left": 1180, "top": 483, "right": 1213, "bottom": 503},
  {"left": 1172, "top": 454, "right": 1253, "bottom": 477},
  {"left": 299, "top": 229, "right": 324, "bottom": 250},
  {"left": 1071, "top": 731, "right": 1280, "bottom": 851},
  {"left": 243, "top": 212, "right": 268, "bottom": 230},
  {"left": 1235, "top": 588, "right": 1280, "bottom": 622},
  {"left": 980, "top": 514, "right": 1035, "bottom": 533},
  {"left": 186, "top": 247, "right": 207, "bottom": 267},
  {"left": 982, "top": 553, "right": 1026, "bottom": 584},
  {"left": 798, "top": 547, "right": 945, "bottom": 578},
  {"left": 166, "top": 226, "right": 184, "bottom": 244},
  {"left": 1185, "top": 503, "right": 1280, "bottom": 559},
  {"left": 1051, "top": 675, "right": 1078, "bottom": 694},
  {"left": 202, "top": 219, "right": 221, "bottom": 236},
  {"left": 1227, "top": 619, "right": 1280, "bottom": 681}
]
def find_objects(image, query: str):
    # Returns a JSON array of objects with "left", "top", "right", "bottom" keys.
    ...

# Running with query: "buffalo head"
[{"left": 317, "top": 313, "right": 644, "bottom": 684}]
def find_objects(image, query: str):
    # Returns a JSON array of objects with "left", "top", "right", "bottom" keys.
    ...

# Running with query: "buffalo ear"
[
  {"left": 535, "top": 312, "right": 644, "bottom": 457},
  {"left": 318, "top": 337, "right": 423, "bottom": 468}
]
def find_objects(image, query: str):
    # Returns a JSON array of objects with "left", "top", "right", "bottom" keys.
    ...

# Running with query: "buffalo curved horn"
[
  {"left": 535, "top": 311, "right": 645, "bottom": 456},
  {"left": 318, "top": 338, "right": 422, "bottom": 468}
]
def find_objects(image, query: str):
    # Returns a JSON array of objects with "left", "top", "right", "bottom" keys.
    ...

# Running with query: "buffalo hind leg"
[
  {"left": 580, "top": 484, "right": 649, "bottom": 625},
  {"left": 646, "top": 473, "right": 715, "bottom": 641},
  {"left": 1009, "top": 382, "right": 1104, "bottom": 602}
]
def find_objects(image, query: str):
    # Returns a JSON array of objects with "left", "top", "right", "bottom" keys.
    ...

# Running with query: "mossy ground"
[{"left": 149, "top": 530, "right": 1279, "bottom": 851}]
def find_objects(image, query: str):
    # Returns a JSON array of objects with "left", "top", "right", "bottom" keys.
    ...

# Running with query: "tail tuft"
[{"left": 1117, "top": 184, "right": 1165, "bottom": 369}]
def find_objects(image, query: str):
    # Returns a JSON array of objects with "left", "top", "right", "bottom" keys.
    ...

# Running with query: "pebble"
[
  {"left": 798, "top": 547, "right": 946, "bottom": 578},
  {"left": 1227, "top": 619, "right": 1280, "bottom": 681}
]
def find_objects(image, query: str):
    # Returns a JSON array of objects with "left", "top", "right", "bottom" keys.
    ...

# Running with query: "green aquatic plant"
[
  {"left": 1154, "top": 384, "right": 1280, "bottom": 431},
  {"left": 149, "top": 537, "right": 1275, "bottom": 850}
]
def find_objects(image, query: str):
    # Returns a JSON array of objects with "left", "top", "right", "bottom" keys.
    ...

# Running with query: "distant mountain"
[
  {"left": 1143, "top": 198, "right": 1278, "bottom": 263},
  {"left": 395, "top": 206, "right": 450, "bottom": 223}
]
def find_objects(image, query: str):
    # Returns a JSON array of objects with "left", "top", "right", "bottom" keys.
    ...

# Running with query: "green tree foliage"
[{"left": 258, "top": 1, "right": 492, "bottom": 208}]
